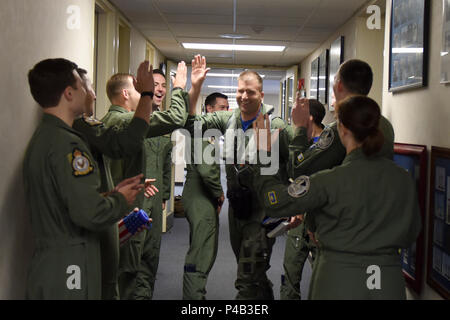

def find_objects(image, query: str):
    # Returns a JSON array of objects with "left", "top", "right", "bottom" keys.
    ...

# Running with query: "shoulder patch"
[
  {"left": 288, "top": 176, "right": 310, "bottom": 198},
  {"left": 83, "top": 115, "right": 103, "bottom": 126},
  {"left": 297, "top": 153, "right": 305, "bottom": 163},
  {"left": 68, "top": 148, "right": 94, "bottom": 177},
  {"left": 267, "top": 191, "right": 278, "bottom": 205},
  {"left": 316, "top": 127, "right": 334, "bottom": 150}
]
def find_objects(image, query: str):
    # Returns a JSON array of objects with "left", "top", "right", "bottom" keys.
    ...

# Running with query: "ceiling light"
[
  {"left": 182, "top": 43, "right": 285, "bottom": 52},
  {"left": 208, "top": 73, "right": 265, "bottom": 78}
]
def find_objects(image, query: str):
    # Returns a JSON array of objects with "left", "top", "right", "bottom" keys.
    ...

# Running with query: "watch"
[{"left": 141, "top": 91, "right": 154, "bottom": 99}]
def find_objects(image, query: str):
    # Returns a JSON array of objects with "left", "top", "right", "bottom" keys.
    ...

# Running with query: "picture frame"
[
  {"left": 328, "top": 36, "right": 344, "bottom": 112},
  {"left": 440, "top": 0, "right": 450, "bottom": 83},
  {"left": 318, "top": 49, "right": 329, "bottom": 105},
  {"left": 393, "top": 143, "right": 427, "bottom": 295},
  {"left": 388, "top": 0, "right": 430, "bottom": 92},
  {"left": 310, "top": 57, "right": 319, "bottom": 100},
  {"left": 427, "top": 147, "right": 450, "bottom": 300}
]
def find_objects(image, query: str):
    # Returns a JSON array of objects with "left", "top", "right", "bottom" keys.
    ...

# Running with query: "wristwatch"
[{"left": 141, "top": 91, "right": 154, "bottom": 99}]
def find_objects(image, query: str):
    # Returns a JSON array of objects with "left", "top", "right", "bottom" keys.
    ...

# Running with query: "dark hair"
[
  {"left": 28, "top": 58, "right": 79, "bottom": 108},
  {"left": 205, "top": 92, "right": 229, "bottom": 107},
  {"left": 308, "top": 99, "right": 325, "bottom": 128},
  {"left": 338, "top": 59, "right": 373, "bottom": 95},
  {"left": 77, "top": 68, "right": 87, "bottom": 78},
  {"left": 337, "top": 96, "right": 384, "bottom": 157},
  {"left": 152, "top": 69, "right": 166, "bottom": 78},
  {"left": 238, "top": 70, "right": 263, "bottom": 91}
]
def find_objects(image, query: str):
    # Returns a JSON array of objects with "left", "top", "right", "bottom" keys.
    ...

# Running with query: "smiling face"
[
  {"left": 152, "top": 73, "right": 167, "bottom": 108},
  {"left": 236, "top": 73, "right": 264, "bottom": 119}
]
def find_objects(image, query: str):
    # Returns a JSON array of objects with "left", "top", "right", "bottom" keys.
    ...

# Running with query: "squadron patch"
[
  {"left": 69, "top": 149, "right": 94, "bottom": 177},
  {"left": 288, "top": 176, "right": 310, "bottom": 198},
  {"left": 297, "top": 153, "right": 305, "bottom": 163},
  {"left": 316, "top": 127, "right": 334, "bottom": 150},
  {"left": 268, "top": 191, "right": 278, "bottom": 205}
]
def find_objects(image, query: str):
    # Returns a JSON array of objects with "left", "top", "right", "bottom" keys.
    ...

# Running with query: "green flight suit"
[
  {"left": 182, "top": 138, "right": 223, "bottom": 300},
  {"left": 72, "top": 115, "right": 149, "bottom": 300},
  {"left": 23, "top": 114, "right": 131, "bottom": 300},
  {"left": 185, "top": 105, "right": 293, "bottom": 300},
  {"left": 134, "top": 134, "right": 173, "bottom": 300},
  {"left": 281, "top": 115, "right": 395, "bottom": 299},
  {"left": 103, "top": 88, "right": 189, "bottom": 299},
  {"left": 252, "top": 147, "right": 422, "bottom": 300}
]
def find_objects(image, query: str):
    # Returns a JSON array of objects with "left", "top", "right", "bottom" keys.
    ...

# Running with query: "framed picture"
[
  {"left": 393, "top": 143, "right": 427, "bottom": 295},
  {"left": 427, "top": 147, "right": 450, "bottom": 300},
  {"left": 328, "top": 36, "right": 344, "bottom": 112},
  {"left": 441, "top": 0, "right": 450, "bottom": 83},
  {"left": 310, "top": 57, "right": 319, "bottom": 100},
  {"left": 318, "top": 49, "right": 329, "bottom": 105},
  {"left": 388, "top": 0, "right": 430, "bottom": 92}
]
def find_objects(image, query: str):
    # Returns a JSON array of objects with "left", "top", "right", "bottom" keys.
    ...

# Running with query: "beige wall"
[
  {"left": 0, "top": 0, "right": 95, "bottom": 299},
  {"left": 299, "top": 3, "right": 385, "bottom": 125},
  {"left": 383, "top": 0, "right": 446, "bottom": 300}
]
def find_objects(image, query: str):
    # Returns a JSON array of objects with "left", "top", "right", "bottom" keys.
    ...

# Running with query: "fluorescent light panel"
[
  {"left": 208, "top": 73, "right": 265, "bottom": 78},
  {"left": 208, "top": 85, "right": 238, "bottom": 89},
  {"left": 183, "top": 43, "right": 285, "bottom": 52}
]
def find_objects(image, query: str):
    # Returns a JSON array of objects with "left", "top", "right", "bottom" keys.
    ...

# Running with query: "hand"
[
  {"left": 136, "top": 61, "right": 154, "bottom": 93},
  {"left": 252, "top": 113, "right": 280, "bottom": 152},
  {"left": 130, "top": 208, "right": 153, "bottom": 232},
  {"left": 172, "top": 61, "right": 187, "bottom": 89},
  {"left": 292, "top": 93, "right": 312, "bottom": 132},
  {"left": 115, "top": 174, "right": 144, "bottom": 205},
  {"left": 190, "top": 54, "right": 210, "bottom": 90},
  {"left": 144, "top": 178, "right": 159, "bottom": 198},
  {"left": 216, "top": 193, "right": 225, "bottom": 215},
  {"left": 286, "top": 214, "right": 304, "bottom": 230}
]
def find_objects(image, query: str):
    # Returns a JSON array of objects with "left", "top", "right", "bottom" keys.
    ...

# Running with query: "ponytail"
[{"left": 362, "top": 129, "right": 384, "bottom": 156}]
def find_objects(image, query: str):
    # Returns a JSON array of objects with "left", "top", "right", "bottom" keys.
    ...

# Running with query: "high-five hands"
[
  {"left": 172, "top": 61, "right": 187, "bottom": 90},
  {"left": 134, "top": 61, "right": 154, "bottom": 94},
  {"left": 291, "top": 93, "right": 313, "bottom": 138},
  {"left": 191, "top": 54, "right": 210, "bottom": 89}
]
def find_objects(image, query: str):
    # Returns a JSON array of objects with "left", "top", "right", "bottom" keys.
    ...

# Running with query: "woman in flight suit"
[{"left": 252, "top": 95, "right": 421, "bottom": 299}]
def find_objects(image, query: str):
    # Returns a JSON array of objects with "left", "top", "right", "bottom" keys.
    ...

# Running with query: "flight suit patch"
[
  {"left": 268, "top": 191, "right": 278, "bottom": 205},
  {"left": 288, "top": 176, "right": 310, "bottom": 198},
  {"left": 316, "top": 127, "right": 334, "bottom": 150},
  {"left": 68, "top": 149, "right": 94, "bottom": 177},
  {"left": 297, "top": 153, "right": 305, "bottom": 163}
]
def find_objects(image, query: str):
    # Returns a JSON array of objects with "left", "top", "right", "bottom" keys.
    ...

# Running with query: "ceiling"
[{"left": 110, "top": 0, "right": 371, "bottom": 67}]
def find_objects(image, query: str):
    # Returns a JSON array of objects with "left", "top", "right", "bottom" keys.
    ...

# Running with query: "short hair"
[
  {"left": 77, "top": 68, "right": 87, "bottom": 78},
  {"left": 338, "top": 59, "right": 373, "bottom": 95},
  {"left": 152, "top": 69, "right": 166, "bottom": 78},
  {"left": 308, "top": 99, "right": 326, "bottom": 128},
  {"left": 238, "top": 70, "right": 263, "bottom": 91},
  {"left": 106, "top": 73, "right": 133, "bottom": 102},
  {"left": 337, "top": 95, "right": 383, "bottom": 156},
  {"left": 28, "top": 58, "right": 79, "bottom": 108},
  {"left": 205, "top": 92, "right": 229, "bottom": 107}
]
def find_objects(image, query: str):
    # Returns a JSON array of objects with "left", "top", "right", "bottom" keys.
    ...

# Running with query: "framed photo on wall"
[
  {"left": 427, "top": 147, "right": 450, "bottom": 300},
  {"left": 318, "top": 49, "right": 329, "bottom": 105},
  {"left": 310, "top": 57, "right": 319, "bottom": 100},
  {"left": 440, "top": 0, "right": 450, "bottom": 83},
  {"left": 388, "top": 0, "right": 430, "bottom": 92},
  {"left": 328, "top": 36, "right": 344, "bottom": 112},
  {"left": 393, "top": 143, "right": 427, "bottom": 295}
]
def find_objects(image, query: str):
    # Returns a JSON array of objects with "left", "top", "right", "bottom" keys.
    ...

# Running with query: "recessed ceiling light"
[{"left": 182, "top": 43, "right": 285, "bottom": 52}]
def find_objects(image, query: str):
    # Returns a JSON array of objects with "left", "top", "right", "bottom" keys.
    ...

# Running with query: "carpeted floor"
[{"left": 152, "top": 167, "right": 312, "bottom": 300}]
